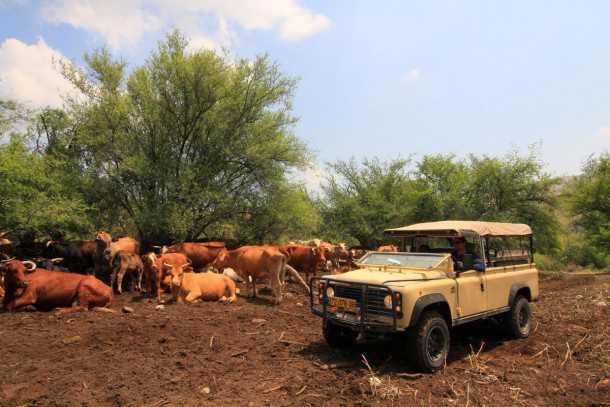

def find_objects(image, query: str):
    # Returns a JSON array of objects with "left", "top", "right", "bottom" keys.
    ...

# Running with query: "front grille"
[{"left": 330, "top": 282, "right": 394, "bottom": 317}]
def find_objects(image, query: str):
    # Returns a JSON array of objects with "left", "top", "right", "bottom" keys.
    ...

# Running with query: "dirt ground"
[{"left": 0, "top": 273, "right": 609, "bottom": 407}]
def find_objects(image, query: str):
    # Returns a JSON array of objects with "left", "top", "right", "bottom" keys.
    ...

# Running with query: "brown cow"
[
  {"left": 0, "top": 259, "right": 112, "bottom": 313},
  {"left": 377, "top": 244, "right": 399, "bottom": 252},
  {"left": 280, "top": 243, "right": 326, "bottom": 282},
  {"left": 94, "top": 230, "right": 112, "bottom": 277},
  {"left": 145, "top": 252, "right": 190, "bottom": 303},
  {"left": 168, "top": 268, "right": 237, "bottom": 304},
  {"left": 212, "top": 246, "right": 308, "bottom": 305},
  {"left": 164, "top": 242, "right": 225, "bottom": 271},
  {"left": 111, "top": 251, "right": 144, "bottom": 294}
]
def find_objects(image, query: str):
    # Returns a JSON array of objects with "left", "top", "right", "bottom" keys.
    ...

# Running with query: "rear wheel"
[
  {"left": 407, "top": 311, "right": 450, "bottom": 372},
  {"left": 505, "top": 296, "right": 532, "bottom": 338},
  {"left": 323, "top": 319, "right": 358, "bottom": 348}
]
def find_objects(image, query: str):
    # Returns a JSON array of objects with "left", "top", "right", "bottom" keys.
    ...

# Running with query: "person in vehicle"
[{"left": 452, "top": 237, "right": 485, "bottom": 271}]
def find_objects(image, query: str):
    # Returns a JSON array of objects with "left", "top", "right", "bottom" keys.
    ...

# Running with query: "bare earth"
[{"left": 0, "top": 273, "right": 608, "bottom": 407}]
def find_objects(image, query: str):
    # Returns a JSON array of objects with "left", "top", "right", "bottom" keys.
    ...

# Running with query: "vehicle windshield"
[{"left": 359, "top": 252, "right": 444, "bottom": 268}]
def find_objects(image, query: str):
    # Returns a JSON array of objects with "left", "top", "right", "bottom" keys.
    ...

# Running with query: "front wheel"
[
  {"left": 323, "top": 319, "right": 358, "bottom": 348},
  {"left": 505, "top": 296, "right": 532, "bottom": 338},
  {"left": 407, "top": 311, "right": 450, "bottom": 372}
]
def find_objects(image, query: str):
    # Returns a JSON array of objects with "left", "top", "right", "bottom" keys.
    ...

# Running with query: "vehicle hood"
[{"left": 323, "top": 268, "right": 448, "bottom": 286}]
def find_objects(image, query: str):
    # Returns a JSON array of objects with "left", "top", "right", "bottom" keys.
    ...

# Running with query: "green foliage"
[
  {"left": 569, "top": 154, "right": 610, "bottom": 260},
  {"left": 0, "top": 137, "right": 92, "bottom": 240},
  {"left": 320, "top": 151, "right": 559, "bottom": 251},
  {"left": 59, "top": 31, "right": 307, "bottom": 243},
  {"left": 319, "top": 158, "right": 415, "bottom": 247},
  {"left": 534, "top": 253, "right": 563, "bottom": 272}
]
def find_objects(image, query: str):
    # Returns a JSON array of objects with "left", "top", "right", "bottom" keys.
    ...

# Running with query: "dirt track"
[{"left": 0, "top": 273, "right": 609, "bottom": 406}]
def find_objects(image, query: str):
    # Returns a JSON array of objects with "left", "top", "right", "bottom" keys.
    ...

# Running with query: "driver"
[{"left": 452, "top": 237, "right": 485, "bottom": 271}]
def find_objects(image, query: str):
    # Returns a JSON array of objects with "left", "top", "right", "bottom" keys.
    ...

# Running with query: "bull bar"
[{"left": 310, "top": 277, "right": 400, "bottom": 333}]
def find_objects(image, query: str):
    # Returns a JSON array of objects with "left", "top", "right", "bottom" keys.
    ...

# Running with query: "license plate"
[{"left": 330, "top": 297, "right": 357, "bottom": 311}]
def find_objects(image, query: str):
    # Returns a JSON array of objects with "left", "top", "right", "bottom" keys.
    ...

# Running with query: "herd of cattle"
[{"left": 0, "top": 231, "right": 399, "bottom": 313}]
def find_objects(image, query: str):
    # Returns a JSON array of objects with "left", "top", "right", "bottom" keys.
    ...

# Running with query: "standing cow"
[
  {"left": 212, "top": 246, "right": 309, "bottom": 305},
  {"left": 0, "top": 259, "right": 112, "bottom": 313},
  {"left": 142, "top": 252, "right": 190, "bottom": 303},
  {"left": 111, "top": 251, "right": 144, "bottom": 294},
  {"left": 44, "top": 239, "right": 97, "bottom": 274},
  {"left": 280, "top": 243, "right": 326, "bottom": 282},
  {"left": 164, "top": 242, "right": 225, "bottom": 271}
]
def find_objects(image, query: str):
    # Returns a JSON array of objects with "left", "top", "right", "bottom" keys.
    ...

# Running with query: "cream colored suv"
[{"left": 310, "top": 221, "right": 539, "bottom": 372}]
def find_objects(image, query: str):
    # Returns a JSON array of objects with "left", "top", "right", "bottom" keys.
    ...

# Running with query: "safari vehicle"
[{"left": 310, "top": 221, "right": 539, "bottom": 372}]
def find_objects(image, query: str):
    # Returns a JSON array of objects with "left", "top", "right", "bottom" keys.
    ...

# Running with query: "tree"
[
  {"left": 0, "top": 137, "right": 92, "bottom": 240},
  {"left": 569, "top": 154, "right": 610, "bottom": 266},
  {"left": 319, "top": 158, "right": 415, "bottom": 247},
  {"left": 61, "top": 31, "right": 308, "bottom": 243}
]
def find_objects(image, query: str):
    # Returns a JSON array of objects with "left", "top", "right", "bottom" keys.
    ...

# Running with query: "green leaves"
[{"left": 320, "top": 152, "right": 559, "bottom": 251}]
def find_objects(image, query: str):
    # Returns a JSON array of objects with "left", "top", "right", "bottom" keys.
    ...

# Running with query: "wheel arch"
[
  {"left": 508, "top": 283, "right": 531, "bottom": 307},
  {"left": 409, "top": 293, "right": 452, "bottom": 328}
]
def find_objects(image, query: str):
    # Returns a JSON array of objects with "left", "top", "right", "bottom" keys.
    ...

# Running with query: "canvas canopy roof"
[{"left": 385, "top": 221, "right": 532, "bottom": 237}]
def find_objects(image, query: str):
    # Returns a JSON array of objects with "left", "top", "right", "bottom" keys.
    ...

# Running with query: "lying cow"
[
  {"left": 111, "top": 251, "right": 144, "bottom": 294},
  {"left": 211, "top": 246, "right": 309, "bottom": 305},
  {"left": 0, "top": 259, "right": 112, "bottom": 313},
  {"left": 167, "top": 262, "right": 237, "bottom": 304}
]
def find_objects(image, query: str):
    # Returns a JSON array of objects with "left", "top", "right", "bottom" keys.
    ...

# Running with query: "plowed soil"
[{"left": 0, "top": 273, "right": 609, "bottom": 407}]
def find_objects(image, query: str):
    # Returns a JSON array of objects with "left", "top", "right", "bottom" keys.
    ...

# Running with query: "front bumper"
[{"left": 310, "top": 277, "right": 400, "bottom": 333}]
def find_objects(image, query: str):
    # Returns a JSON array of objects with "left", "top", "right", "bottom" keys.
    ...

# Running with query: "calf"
[
  {"left": 111, "top": 251, "right": 144, "bottom": 294},
  {"left": 0, "top": 260, "right": 111, "bottom": 313}
]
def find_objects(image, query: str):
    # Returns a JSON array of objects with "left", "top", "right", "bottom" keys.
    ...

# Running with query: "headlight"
[
  {"left": 326, "top": 286, "right": 335, "bottom": 298},
  {"left": 383, "top": 294, "right": 393, "bottom": 309}
]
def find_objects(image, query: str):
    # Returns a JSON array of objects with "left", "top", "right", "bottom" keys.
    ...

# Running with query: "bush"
[
  {"left": 562, "top": 241, "right": 609, "bottom": 269},
  {"left": 534, "top": 254, "right": 563, "bottom": 272}
]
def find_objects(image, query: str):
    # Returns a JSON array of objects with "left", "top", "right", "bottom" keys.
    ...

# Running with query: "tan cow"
[
  {"left": 104, "top": 236, "right": 140, "bottom": 264},
  {"left": 211, "top": 245, "right": 308, "bottom": 305},
  {"left": 168, "top": 269, "right": 237, "bottom": 304},
  {"left": 110, "top": 251, "right": 144, "bottom": 294}
]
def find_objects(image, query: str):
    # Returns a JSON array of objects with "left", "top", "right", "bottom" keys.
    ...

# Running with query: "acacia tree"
[{"left": 61, "top": 32, "right": 308, "bottom": 243}]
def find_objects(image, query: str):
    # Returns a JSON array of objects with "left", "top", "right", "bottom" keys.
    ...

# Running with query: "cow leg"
[
  {"left": 250, "top": 278, "right": 257, "bottom": 298},
  {"left": 156, "top": 270, "right": 163, "bottom": 303},
  {"left": 185, "top": 291, "right": 200, "bottom": 304},
  {"left": 8, "top": 291, "right": 36, "bottom": 311},
  {"left": 137, "top": 267, "right": 143, "bottom": 292},
  {"left": 116, "top": 266, "right": 126, "bottom": 294},
  {"left": 56, "top": 305, "right": 88, "bottom": 315},
  {"left": 110, "top": 268, "right": 117, "bottom": 294}
]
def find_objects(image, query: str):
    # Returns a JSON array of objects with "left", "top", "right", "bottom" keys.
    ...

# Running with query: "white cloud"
[
  {"left": 400, "top": 68, "right": 420, "bottom": 83},
  {"left": 38, "top": 0, "right": 331, "bottom": 50},
  {"left": 597, "top": 125, "right": 610, "bottom": 137},
  {"left": 0, "top": 37, "right": 78, "bottom": 108},
  {"left": 41, "top": 0, "right": 162, "bottom": 49}
]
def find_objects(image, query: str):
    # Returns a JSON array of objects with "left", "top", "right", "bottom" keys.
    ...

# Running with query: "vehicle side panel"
[
  {"left": 485, "top": 264, "right": 539, "bottom": 310},
  {"left": 394, "top": 279, "right": 457, "bottom": 330}
]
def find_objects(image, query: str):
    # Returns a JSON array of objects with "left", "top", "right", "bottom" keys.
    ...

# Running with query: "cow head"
[
  {"left": 0, "top": 260, "right": 30, "bottom": 302},
  {"left": 210, "top": 249, "right": 229, "bottom": 271},
  {"left": 311, "top": 246, "right": 327, "bottom": 268},
  {"left": 95, "top": 231, "right": 112, "bottom": 244},
  {"left": 164, "top": 260, "right": 192, "bottom": 288}
]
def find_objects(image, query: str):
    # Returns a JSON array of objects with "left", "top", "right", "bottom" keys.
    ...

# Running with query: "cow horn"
[
  {"left": 51, "top": 258, "right": 64, "bottom": 264},
  {"left": 22, "top": 260, "right": 37, "bottom": 272},
  {"left": 163, "top": 262, "right": 172, "bottom": 268},
  {"left": 46, "top": 240, "right": 54, "bottom": 247},
  {"left": 0, "top": 256, "right": 15, "bottom": 263}
]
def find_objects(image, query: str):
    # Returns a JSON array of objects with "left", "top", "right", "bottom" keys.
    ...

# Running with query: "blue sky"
[{"left": 0, "top": 0, "right": 608, "bottom": 183}]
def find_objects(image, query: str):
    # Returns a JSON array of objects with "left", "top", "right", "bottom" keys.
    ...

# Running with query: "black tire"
[
  {"left": 505, "top": 295, "right": 532, "bottom": 339},
  {"left": 407, "top": 311, "right": 450, "bottom": 372},
  {"left": 323, "top": 319, "right": 358, "bottom": 348}
]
